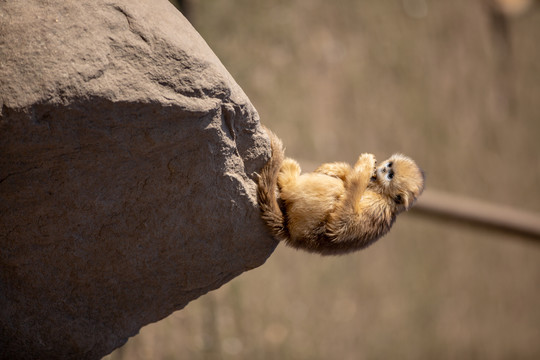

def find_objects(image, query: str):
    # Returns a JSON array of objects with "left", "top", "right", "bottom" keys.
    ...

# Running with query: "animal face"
[{"left": 370, "top": 154, "right": 425, "bottom": 211}]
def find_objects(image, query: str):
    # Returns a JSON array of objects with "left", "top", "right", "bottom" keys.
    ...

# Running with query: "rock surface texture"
[{"left": 0, "top": 1, "right": 276, "bottom": 358}]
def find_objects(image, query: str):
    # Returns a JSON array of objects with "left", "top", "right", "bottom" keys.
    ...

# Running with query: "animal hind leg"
[{"left": 314, "top": 162, "right": 352, "bottom": 182}]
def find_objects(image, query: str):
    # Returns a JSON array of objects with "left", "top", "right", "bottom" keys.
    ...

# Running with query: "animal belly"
[{"left": 283, "top": 173, "right": 344, "bottom": 240}]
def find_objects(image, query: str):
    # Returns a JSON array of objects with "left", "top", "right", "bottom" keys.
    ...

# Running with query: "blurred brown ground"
[{"left": 105, "top": 0, "right": 540, "bottom": 359}]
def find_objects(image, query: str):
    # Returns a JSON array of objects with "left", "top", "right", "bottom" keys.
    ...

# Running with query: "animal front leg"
[
  {"left": 353, "top": 153, "right": 377, "bottom": 178},
  {"left": 349, "top": 153, "right": 377, "bottom": 203},
  {"left": 325, "top": 153, "right": 376, "bottom": 241}
]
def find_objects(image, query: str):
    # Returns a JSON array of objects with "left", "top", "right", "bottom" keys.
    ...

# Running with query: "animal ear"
[{"left": 395, "top": 194, "right": 412, "bottom": 209}]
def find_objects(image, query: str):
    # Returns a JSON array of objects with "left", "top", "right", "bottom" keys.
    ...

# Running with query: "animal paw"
[
  {"left": 280, "top": 158, "right": 301, "bottom": 175},
  {"left": 278, "top": 158, "right": 301, "bottom": 188},
  {"left": 354, "top": 153, "right": 376, "bottom": 174}
]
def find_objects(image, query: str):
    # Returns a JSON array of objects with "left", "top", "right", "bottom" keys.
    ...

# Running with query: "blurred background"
[{"left": 105, "top": 0, "right": 540, "bottom": 358}]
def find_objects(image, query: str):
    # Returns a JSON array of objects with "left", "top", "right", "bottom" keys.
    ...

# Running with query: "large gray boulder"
[{"left": 0, "top": 1, "right": 276, "bottom": 358}]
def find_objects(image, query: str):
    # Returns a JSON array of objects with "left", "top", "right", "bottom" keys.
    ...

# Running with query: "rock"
[{"left": 0, "top": 0, "right": 276, "bottom": 358}]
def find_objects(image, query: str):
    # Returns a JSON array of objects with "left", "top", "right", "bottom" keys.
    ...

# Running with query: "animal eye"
[
  {"left": 395, "top": 194, "right": 402, "bottom": 204},
  {"left": 387, "top": 162, "right": 393, "bottom": 167}
]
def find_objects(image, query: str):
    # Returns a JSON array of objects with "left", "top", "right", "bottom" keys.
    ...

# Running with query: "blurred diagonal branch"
[{"left": 413, "top": 189, "right": 540, "bottom": 240}]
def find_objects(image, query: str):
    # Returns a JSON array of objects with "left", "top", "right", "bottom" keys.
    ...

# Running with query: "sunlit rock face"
[{"left": 0, "top": 1, "right": 276, "bottom": 358}]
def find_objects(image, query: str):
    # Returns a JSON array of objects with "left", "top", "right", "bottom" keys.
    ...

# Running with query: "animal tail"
[{"left": 257, "top": 126, "right": 288, "bottom": 241}]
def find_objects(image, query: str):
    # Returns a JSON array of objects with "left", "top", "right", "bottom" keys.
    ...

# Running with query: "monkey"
[{"left": 257, "top": 127, "right": 425, "bottom": 255}]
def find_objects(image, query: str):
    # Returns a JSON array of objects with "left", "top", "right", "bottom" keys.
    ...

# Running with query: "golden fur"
[{"left": 257, "top": 127, "right": 425, "bottom": 255}]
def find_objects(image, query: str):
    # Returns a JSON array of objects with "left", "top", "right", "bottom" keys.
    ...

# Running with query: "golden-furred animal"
[{"left": 257, "top": 127, "right": 425, "bottom": 255}]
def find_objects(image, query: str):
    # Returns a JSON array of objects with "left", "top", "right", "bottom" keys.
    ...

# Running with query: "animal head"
[{"left": 369, "top": 153, "right": 425, "bottom": 212}]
